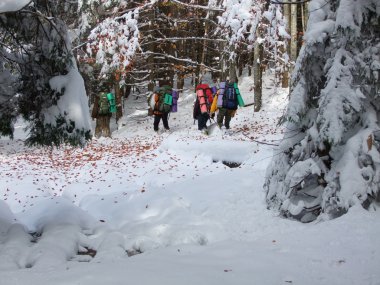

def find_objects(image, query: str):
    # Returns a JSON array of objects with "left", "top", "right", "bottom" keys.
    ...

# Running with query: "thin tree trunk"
[
  {"left": 228, "top": 45, "right": 238, "bottom": 83},
  {"left": 254, "top": 41, "right": 263, "bottom": 112},
  {"left": 147, "top": 8, "right": 156, "bottom": 91},
  {"left": 200, "top": 6, "right": 210, "bottom": 82},
  {"left": 220, "top": 41, "right": 226, "bottom": 81},
  {"left": 290, "top": 0, "right": 298, "bottom": 65},
  {"left": 248, "top": 51, "right": 253, "bottom": 76},
  {"left": 281, "top": 3, "right": 291, "bottom": 88},
  {"left": 280, "top": 44, "right": 289, "bottom": 88},
  {"left": 114, "top": 81, "right": 122, "bottom": 122},
  {"left": 229, "top": 59, "right": 237, "bottom": 83},
  {"left": 302, "top": 3, "right": 308, "bottom": 33}
]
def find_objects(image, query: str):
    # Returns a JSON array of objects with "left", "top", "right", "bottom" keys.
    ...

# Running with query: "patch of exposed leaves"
[{"left": 0, "top": 136, "right": 163, "bottom": 209}]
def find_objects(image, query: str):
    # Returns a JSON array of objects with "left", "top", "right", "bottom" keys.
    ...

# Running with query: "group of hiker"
[
  {"left": 91, "top": 79, "right": 244, "bottom": 138},
  {"left": 148, "top": 79, "right": 244, "bottom": 134},
  {"left": 192, "top": 80, "right": 244, "bottom": 133}
]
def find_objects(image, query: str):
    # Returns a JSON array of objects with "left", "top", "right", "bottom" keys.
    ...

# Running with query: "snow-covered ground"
[{"left": 0, "top": 73, "right": 379, "bottom": 285}]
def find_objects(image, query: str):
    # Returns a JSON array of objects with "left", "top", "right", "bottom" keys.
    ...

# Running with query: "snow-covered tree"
[
  {"left": 0, "top": 0, "right": 91, "bottom": 146},
  {"left": 84, "top": 2, "right": 140, "bottom": 83},
  {"left": 265, "top": 0, "right": 380, "bottom": 222},
  {"left": 262, "top": 3, "right": 290, "bottom": 86},
  {"left": 217, "top": 0, "right": 266, "bottom": 81},
  {"left": 217, "top": 0, "right": 289, "bottom": 112},
  {"left": 82, "top": 0, "right": 226, "bottom": 99}
]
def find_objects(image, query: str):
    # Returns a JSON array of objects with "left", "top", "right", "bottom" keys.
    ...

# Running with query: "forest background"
[{"left": 0, "top": 0, "right": 306, "bottom": 145}]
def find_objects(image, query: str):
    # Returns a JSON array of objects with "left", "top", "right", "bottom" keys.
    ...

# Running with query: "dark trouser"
[
  {"left": 217, "top": 108, "right": 234, "bottom": 129},
  {"left": 154, "top": 113, "right": 169, "bottom": 131},
  {"left": 197, "top": 113, "right": 210, "bottom": 130},
  {"left": 95, "top": 115, "right": 111, "bottom": 138}
]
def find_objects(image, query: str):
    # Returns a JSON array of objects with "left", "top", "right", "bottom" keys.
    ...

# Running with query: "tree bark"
[
  {"left": 254, "top": 41, "right": 263, "bottom": 112},
  {"left": 114, "top": 80, "right": 122, "bottom": 122},
  {"left": 290, "top": 0, "right": 298, "bottom": 65},
  {"left": 228, "top": 45, "right": 238, "bottom": 83},
  {"left": 280, "top": 44, "right": 289, "bottom": 88}
]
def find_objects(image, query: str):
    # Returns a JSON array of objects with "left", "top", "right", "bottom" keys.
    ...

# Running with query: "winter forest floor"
[{"left": 0, "top": 73, "right": 379, "bottom": 285}]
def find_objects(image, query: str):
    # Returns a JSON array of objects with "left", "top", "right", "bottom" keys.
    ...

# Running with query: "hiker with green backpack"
[
  {"left": 152, "top": 82, "right": 173, "bottom": 132},
  {"left": 91, "top": 85, "right": 116, "bottom": 138}
]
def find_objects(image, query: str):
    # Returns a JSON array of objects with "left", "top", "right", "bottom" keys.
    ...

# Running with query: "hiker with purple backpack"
[
  {"left": 212, "top": 80, "right": 245, "bottom": 130},
  {"left": 148, "top": 81, "right": 179, "bottom": 132}
]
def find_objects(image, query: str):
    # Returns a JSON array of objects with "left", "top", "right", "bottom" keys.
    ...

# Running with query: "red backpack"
[{"left": 195, "top": 84, "right": 213, "bottom": 114}]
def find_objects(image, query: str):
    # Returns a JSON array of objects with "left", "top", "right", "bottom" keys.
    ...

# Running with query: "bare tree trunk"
[
  {"left": 301, "top": 3, "right": 308, "bottom": 33},
  {"left": 114, "top": 81, "right": 122, "bottom": 122},
  {"left": 147, "top": 8, "right": 156, "bottom": 91},
  {"left": 279, "top": 44, "right": 289, "bottom": 88},
  {"left": 248, "top": 51, "right": 253, "bottom": 76},
  {"left": 238, "top": 55, "right": 244, "bottom": 77},
  {"left": 228, "top": 46, "right": 238, "bottom": 83},
  {"left": 254, "top": 41, "right": 263, "bottom": 112},
  {"left": 199, "top": 6, "right": 210, "bottom": 82},
  {"left": 281, "top": 3, "right": 291, "bottom": 88},
  {"left": 284, "top": 3, "right": 291, "bottom": 45},
  {"left": 229, "top": 60, "right": 238, "bottom": 83},
  {"left": 220, "top": 41, "right": 227, "bottom": 81},
  {"left": 290, "top": 0, "right": 298, "bottom": 66}
]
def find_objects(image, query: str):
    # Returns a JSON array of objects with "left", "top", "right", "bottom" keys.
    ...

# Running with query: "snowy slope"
[{"left": 0, "top": 73, "right": 379, "bottom": 285}]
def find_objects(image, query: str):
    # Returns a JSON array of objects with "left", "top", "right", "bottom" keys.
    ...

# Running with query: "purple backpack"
[{"left": 171, "top": 90, "right": 179, "bottom": 112}]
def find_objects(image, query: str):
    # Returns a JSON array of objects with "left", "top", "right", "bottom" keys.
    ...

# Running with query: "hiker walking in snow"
[
  {"left": 92, "top": 85, "right": 116, "bottom": 138},
  {"left": 193, "top": 83, "right": 214, "bottom": 133},
  {"left": 214, "top": 80, "right": 245, "bottom": 130},
  {"left": 151, "top": 82, "right": 173, "bottom": 132}
]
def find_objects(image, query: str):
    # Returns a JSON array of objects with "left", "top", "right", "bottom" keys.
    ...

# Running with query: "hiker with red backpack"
[
  {"left": 213, "top": 80, "right": 245, "bottom": 130},
  {"left": 193, "top": 83, "right": 215, "bottom": 133}
]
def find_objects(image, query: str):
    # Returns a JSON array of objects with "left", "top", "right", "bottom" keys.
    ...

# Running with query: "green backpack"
[
  {"left": 107, "top": 93, "right": 116, "bottom": 113},
  {"left": 157, "top": 85, "right": 172, "bottom": 113},
  {"left": 98, "top": 92, "right": 116, "bottom": 115}
]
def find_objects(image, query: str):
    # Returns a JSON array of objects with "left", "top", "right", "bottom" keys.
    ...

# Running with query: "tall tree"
[{"left": 265, "top": 0, "right": 380, "bottom": 222}]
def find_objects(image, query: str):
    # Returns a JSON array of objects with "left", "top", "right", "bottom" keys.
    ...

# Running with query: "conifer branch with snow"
[{"left": 265, "top": 0, "right": 380, "bottom": 222}]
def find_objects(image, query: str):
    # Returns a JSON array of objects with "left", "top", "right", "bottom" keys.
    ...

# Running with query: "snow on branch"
[
  {"left": 170, "top": 0, "right": 224, "bottom": 11},
  {"left": 86, "top": 9, "right": 140, "bottom": 78}
]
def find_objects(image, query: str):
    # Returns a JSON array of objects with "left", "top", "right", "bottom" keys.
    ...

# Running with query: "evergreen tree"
[
  {"left": 265, "top": 0, "right": 380, "bottom": 222},
  {"left": 0, "top": 0, "right": 91, "bottom": 146}
]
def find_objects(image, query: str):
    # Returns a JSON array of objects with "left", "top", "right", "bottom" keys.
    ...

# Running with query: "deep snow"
[{"left": 0, "top": 72, "right": 379, "bottom": 285}]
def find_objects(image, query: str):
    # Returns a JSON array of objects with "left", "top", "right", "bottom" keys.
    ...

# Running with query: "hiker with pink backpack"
[{"left": 193, "top": 83, "right": 216, "bottom": 133}]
